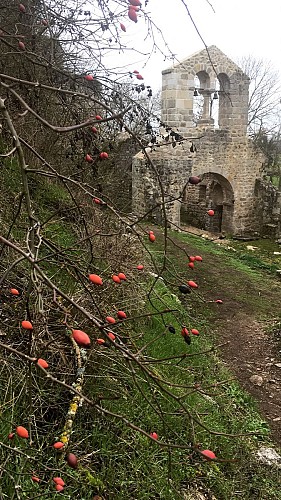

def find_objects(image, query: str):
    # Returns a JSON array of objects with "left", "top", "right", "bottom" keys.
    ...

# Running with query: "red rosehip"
[
  {"left": 118, "top": 272, "right": 126, "bottom": 281},
  {"left": 37, "top": 358, "right": 49, "bottom": 369},
  {"left": 16, "top": 426, "right": 29, "bottom": 438},
  {"left": 117, "top": 310, "right": 127, "bottom": 319},
  {"left": 53, "top": 442, "right": 64, "bottom": 449},
  {"left": 85, "top": 153, "right": 93, "bottom": 163},
  {"left": 99, "top": 152, "right": 108, "bottom": 159},
  {"left": 89, "top": 274, "right": 103, "bottom": 285},
  {"left": 128, "top": 8, "right": 138, "bottom": 22},
  {"left": 188, "top": 280, "right": 198, "bottom": 288},
  {"left": 21, "top": 320, "right": 33, "bottom": 330},
  {"left": 53, "top": 477, "right": 65, "bottom": 486},
  {"left": 96, "top": 338, "right": 105, "bottom": 345},
  {"left": 191, "top": 328, "right": 199, "bottom": 336},
  {"left": 189, "top": 176, "right": 201, "bottom": 184},
  {"left": 207, "top": 209, "right": 215, "bottom": 216},
  {"left": 150, "top": 432, "right": 158, "bottom": 440},
  {"left": 67, "top": 452, "right": 78, "bottom": 469},
  {"left": 72, "top": 329, "right": 91, "bottom": 347},
  {"left": 201, "top": 449, "right": 216, "bottom": 460},
  {"left": 181, "top": 327, "right": 189, "bottom": 337},
  {"left": 106, "top": 316, "right": 116, "bottom": 324},
  {"left": 31, "top": 476, "right": 40, "bottom": 483},
  {"left": 112, "top": 275, "right": 121, "bottom": 284}
]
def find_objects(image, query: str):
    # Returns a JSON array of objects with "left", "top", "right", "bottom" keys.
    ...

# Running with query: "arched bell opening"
[
  {"left": 193, "top": 71, "right": 210, "bottom": 124},
  {"left": 192, "top": 72, "right": 231, "bottom": 129}
]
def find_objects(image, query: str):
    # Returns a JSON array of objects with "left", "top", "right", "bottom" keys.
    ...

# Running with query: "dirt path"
[
  {"left": 214, "top": 311, "right": 281, "bottom": 442},
  {"left": 169, "top": 227, "right": 281, "bottom": 443}
]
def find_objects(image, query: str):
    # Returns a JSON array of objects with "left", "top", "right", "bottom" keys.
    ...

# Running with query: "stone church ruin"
[{"left": 132, "top": 46, "right": 281, "bottom": 238}]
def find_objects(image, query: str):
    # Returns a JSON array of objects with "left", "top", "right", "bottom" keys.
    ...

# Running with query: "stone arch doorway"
[{"left": 181, "top": 172, "right": 234, "bottom": 234}]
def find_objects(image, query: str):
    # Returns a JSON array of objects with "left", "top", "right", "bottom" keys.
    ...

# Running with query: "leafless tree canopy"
[{"left": 237, "top": 55, "right": 281, "bottom": 135}]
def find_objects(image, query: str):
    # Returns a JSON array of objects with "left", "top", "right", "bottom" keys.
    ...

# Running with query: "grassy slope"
[
  {"left": 73, "top": 229, "right": 281, "bottom": 499},
  {"left": 1, "top": 155, "right": 280, "bottom": 498},
  {"left": 2, "top": 225, "right": 281, "bottom": 499}
]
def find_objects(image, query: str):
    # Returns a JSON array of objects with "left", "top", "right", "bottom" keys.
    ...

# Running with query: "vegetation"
[
  {"left": 236, "top": 56, "right": 281, "bottom": 187},
  {"left": 0, "top": 1, "right": 280, "bottom": 499}
]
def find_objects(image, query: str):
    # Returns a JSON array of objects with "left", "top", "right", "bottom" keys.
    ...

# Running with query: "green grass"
[
  {"left": 68, "top": 276, "right": 280, "bottom": 499},
  {"left": 2, "top": 271, "right": 278, "bottom": 499},
  {"left": 265, "top": 175, "right": 280, "bottom": 188},
  {"left": 172, "top": 230, "right": 280, "bottom": 276},
  {"left": 1, "top": 254, "right": 280, "bottom": 499},
  {"left": 1, "top": 155, "right": 281, "bottom": 499}
]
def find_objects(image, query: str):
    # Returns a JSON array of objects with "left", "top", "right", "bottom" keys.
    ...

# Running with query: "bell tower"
[{"left": 161, "top": 45, "right": 250, "bottom": 135}]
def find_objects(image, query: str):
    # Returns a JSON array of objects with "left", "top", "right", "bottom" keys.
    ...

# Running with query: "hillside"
[
  {"left": 167, "top": 228, "right": 281, "bottom": 444},
  {"left": 1, "top": 2, "right": 281, "bottom": 498},
  {"left": 1, "top": 166, "right": 281, "bottom": 497}
]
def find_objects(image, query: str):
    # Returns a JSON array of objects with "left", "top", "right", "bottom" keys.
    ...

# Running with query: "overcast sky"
[{"left": 117, "top": 0, "right": 281, "bottom": 90}]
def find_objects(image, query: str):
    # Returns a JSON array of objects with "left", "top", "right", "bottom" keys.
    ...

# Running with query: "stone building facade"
[{"left": 132, "top": 46, "right": 281, "bottom": 237}]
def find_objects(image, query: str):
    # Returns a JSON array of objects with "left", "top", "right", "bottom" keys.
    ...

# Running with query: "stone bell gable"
[
  {"left": 132, "top": 46, "right": 281, "bottom": 238},
  {"left": 161, "top": 45, "right": 250, "bottom": 136}
]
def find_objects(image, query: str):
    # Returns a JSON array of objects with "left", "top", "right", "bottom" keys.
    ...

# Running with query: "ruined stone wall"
[
  {"left": 254, "top": 179, "right": 281, "bottom": 237},
  {"left": 131, "top": 133, "right": 281, "bottom": 237},
  {"left": 132, "top": 144, "right": 193, "bottom": 226},
  {"left": 187, "top": 128, "right": 265, "bottom": 236},
  {"left": 133, "top": 127, "right": 266, "bottom": 236},
  {"left": 132, "top": 46, "right": 281, "bottom": 238}
]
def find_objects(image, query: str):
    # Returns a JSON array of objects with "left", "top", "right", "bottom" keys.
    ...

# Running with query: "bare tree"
[
  {"left": 237, "top": 55, "right": 281, "bottom": 136},
  {"left": 0, "top": 2, "right": 264, "bottom": 498}
]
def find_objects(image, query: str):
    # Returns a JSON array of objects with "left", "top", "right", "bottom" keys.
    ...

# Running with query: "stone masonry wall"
[
  {"left": 132, "top": 127, "right": 266, "bottom": 236},
  {"left": 187, "top": 128, "right": 265, "bottom": 236},
  {"left": 132, "top": 143, "right": 193, "bottom": 226},
  {"left": 254, "top": 179, "right": 281, "bottom": 237},
  {"left": 161, "top": 46, "right": 250, "bottom": 135},
  {"left": 132, "top": 46, "right": 281, "bottom": 238}
]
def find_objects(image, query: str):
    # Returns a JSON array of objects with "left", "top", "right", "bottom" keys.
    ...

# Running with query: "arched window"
[
  {"left": 193, "top": 71, "right": 231, "bottom": 128},
  {"left": 196, "top": 70, "right": 210, "bottom": 89},
  {"left": 193, "top": 75, "right": 204, "bottom": 124},
  {"left": 193, "top": 71, "right": 210, "bottom": 125}
]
